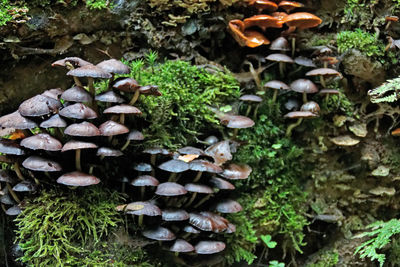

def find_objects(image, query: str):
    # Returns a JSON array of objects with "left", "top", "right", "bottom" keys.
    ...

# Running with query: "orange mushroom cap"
[
  {"left": 283, "top": 12, "right": 322, "bottom": 30},
  {"left": 228, "top": 19, "right": 270, "bottom": 48},
  {"left": 278, "top": 1, "right": 304, "bottom": 13},
  {"left": 228, "top": 20, "right": 247, "bottom": 47},
  {"left": 249, "top": 0, "right": 278, "bottom": 12},
  {"left": 244, "top": 30, "right": 270, "bottom": 47},
  {"left": 244, "top": 15, "right": 283, "bottom": 31},
  {"left": 392, "top": 128, "right": 400, "bottom": 136},
  {"left": 271, "top": 11, "right": 288, "bottom": 21},
  {"left": 386, "top": 16, "right": 399, "bottom": 22}
]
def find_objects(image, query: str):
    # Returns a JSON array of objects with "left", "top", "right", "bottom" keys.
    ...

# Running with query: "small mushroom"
[
  {"left": 264, "top": 80, "right": 290, "bottom": 102},
  {"left": 142, "top": 226, "right": 176, "bottom": 241},
  {"left": 18, "top": 95, "right": 61, "bottom": 117},
  {"left": 59, "top": 103, "right": 97, "bottom": 120},
  {"left": 99, "top": 120, "right": 129, "bottom": 136},
  {"left": 189, "top": 159, "right": 222, "bottom": 182},
  {"left": 195, "top": 241, "right": 226, "bottom": 254},
  {"left": 126, "top": 201, "right": 161, "bottom": 226},
  {"left": 96, "top": 59, "right": 130, "bottom": 88},
  {"left": 162, "top": 209, "right": 190, "bottom": 221},
  {"left": 22, "top": 156, "right": 62, "bottom": 172},
  {"left": 269, "top": 37, "right": 290, "bottom": 52},
  {"left": 121, "top": 130, "right": 144, "bottom": 151},
  {"left": 170, "top": 239, "right": 194, "bottom": 254},
  {"left": 95, "top": 91, "right": 125, "bottom": 104},
  {"left": 67, "top": 64, "right": 111, "bottom": 96},
  {"left": 265, "top": 53, "right": 294, "bottom": 77},
  {"left": 159, "top": 160, "right": 189, "bottom": 181},
  {"left": 290, "top": 79, "right": 318, "bottom": 103},
  {"left": 284, "top": 111, "right": 318, "bottom": 136},
  {"left": 220, "top": 163, "right": 252, "bottom": 180},
  {"left": 131, "top": 175, "right": 159, "bottom": 199},
  {"left": 103, "top": 104, "right": 142, "bottom": 124},
  {"left": 305, "top": 68, "right": 342, "bottom": 88},
  {"left": 209, "top": 177, "right": 235, "bottom": 190},
  {"left": 0, "top": 111, "right": 37, "bottom": 130},
  {"left": 20, "top": 133, "right": 62, "bottom": 151},
  {"left": 64, "top": 121, "right": 100, "bottom": 137},
  {"left": 278, "top": 1, "right": 303, "bottom": 13},
  {"left": 204, "top": 141, "right": 232, "bottom": 166},
  {"left": 329, "top": 135, "right": 360, "bottom": 146},
  {"left": 61, "top": 86, "right": 93, "bottom": 103},
  {"left": 184, "top": 183, "right": 213, "bottom": 207},
  {"left": 220, "top": 115, "right": 255, "bottom": 139},
  {"left": 214, "top": 199, "right": 243, "bottom": 213},
  {"left": 239, "top": 94, "right": 263, "bottom": 117},
  {"left": 62, "top": 140, "right": 98, "bottom": 171},
  {"left": 57, "top": 171, "right": 100, "bottom": 186},
  {"left": 155, "top": 182, "right": 187, "bottom": 197},
  {"left": 300, "top": 101, "right": 320, "bottom": 115}
]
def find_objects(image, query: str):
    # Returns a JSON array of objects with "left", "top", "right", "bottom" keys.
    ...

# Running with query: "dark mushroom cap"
[
  {"left": 20, "top": 133, "right": 62, "bottom": 151},
  {"left": 1, "top": 194, "right": 15, "bottom": 205},
  {"left": 142, "top": 226, "right": 176, "bottom": 241},
  {"left": 155, "top": 182, "right": 187, "bottom": 196},
  {"left": 96, "top": 59, "right": 130, "bottom": 74},
  {"left": 184, "top": 183, "right": 213, "bottom": 194},
  {"left": 57, "top": 171, "right": 100, "bottom": 186},
  {"left": 0, "top": 140, "right": 25, "bottom": 155},
  {"left": 319, "top": 89, "right": 340, "bottom": 95},
  {"left": 311, "top": 46, "right": 333, "bottom": 57},
  {"left": 195, "top": 241, "right": 226, "bottom": 254},
  {"left": 200, "top": 211, "right": 229, "bottom": 233},
  {"left": 239, "top": 94, "right": 263, "bottom": 102},
  {"left": 265, "top": 53, "right": 294, "bottom": 63},
  {"left": 285, "top": 98, "right": 300, "bottom": 111},
  {"left": 59, "top": 103, "right": 97, "bottom": 120},
  {"left": 294, "top": 56, "right": 316, "bottom": 67},
  {"left": 0, "top": 111, "right": 37, "bottom": 129},
  {"left": 159, "top": 159, "right": 189, "bottom": 173},
  {"left": 143, "top": 147, "right": 170, "bottom": 155},
  {"left": 131, "top": 175, "right": 159, "bottom": 187},
  {"left": 300, "top": 101, "right": 320, "bottom": 114},
  {"left": 113, "top": 77, "right": 140, "bottom": 92},
  {"left": 226, "top": 223, "right": 236, "bottom": 233},
  {"left": 96, "top": 147, "right": 123, "bottom": 157},
  {"left": 183, "top": 225, "right": 201, "bottom": 234},
  {"left": 189, "top": 160, "right": 223, "bottom": 173},
  {"left": 139, "top": 85, "right": 162, "bottom": 96},
  {"left": 18, "top": 95, "right": 61, "bottom": 117},
  {"left": 283, "top": 12, "right": 322, "bottom": 29},
  {"left": 270, "top": 37, "right": 290, "bottom": 51},
  {"left": 290, "top": 79, "right": 318, "bottom": 94},
  {"left": 205, "top": 141, "right": 232, "bottom": 166},
  {"left": 103, "top": 104, "right": 142, "bottom": 115},
  {"left": 99, "top": 120, "right": 129, "bottom": 136},
  {"left": 214, "top": 199, "right": 243, "bottom": 213},
  {"left": 67, "top": 64, "right": 112, "bottom": 78},
  {"left": 62, "top": 140, "right": 98, "bottom": 152},
  {"left": 127, "top": 130, "right": 144, "bottom": 141},
  {"left": 95, "top": 91, "right": 124, "bottom": 103},
  {"left": 220, "top": 115, "right": 255, "bottom": 129},
  {"left": 284, "top": 111, "right": 318, "bottom": 119},
  {"left": 204, "top": 136, "right": 219, "bottom": 145},
  {"left": 134, "top": 163, "right": 153, "bottom": 172},
  {"left": 178, "top": 146, "right": 204, "bottom": 155},
  {"left": 22, "top": 156, "right": 62, "bottom": 172},
  {"left": 189, "top": 213, "right": 214, "bottom": 231},
  {"left": 64, "top": 121, "right": 100, "bottom": 136},
  {"left": 13, "top": 180, "right": 36, "bottom": 192},
  {"left": 41, "top": 88, "right": 64, "bottom": 100},
  {"left": 52, "top": 57, "right": 91, "bottom": 68},
  {"left": 0, "top": 170, "right": 16, "bottom": 183},
  {"left": 126, "top": 201, "right": 161, "bottom": 216},
  {"left": 220, "top": 163, "right": 252, "bottom": 180},
  {"left": 162, "top": 209, "right": 190, "bottom": 221},
  {"left": 40, "top": 114, "right": 67, "bottom": 128},
  {"left": 209, "top": 177, "right": 235, "bottom": 190},
  {"left": 61, "top": 86, "right": 93, "bottom": 103},
  {"left": 264, "top": 80, "right": 290, "bottom": 90},
  {"left": 6, "top": 205, "right": 22, "bottom": 216},
  {"left": 170, "top": 239, "right": 194, "bottom": 253},
  {"left": 305, "top": 68, "right": 341, "bottom": 77}
]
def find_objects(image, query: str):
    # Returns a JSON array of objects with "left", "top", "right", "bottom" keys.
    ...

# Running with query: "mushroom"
[
  {"left": 294, "top": 56, "right": 316, "bottom": 68},
  {"left": 209, "top": 177, "right": 235, "bottom": 190},
  {"left": 158, "top": 159, "right": 189, "bottom": 181},
  {"left": 67, "top": 64, "right": 111, "bottom": 96},
  {"left": 184, "top": 183, "right": 213, "bottom": 208},
  {"left": 99, "top": 120, "right": 129, "bottom": 139},
  {"left": 13, "top": 180, "right": 36, "bottom": 192},
  {"left": 41, "top": 88, "right": 64, "bottom": 100},
  {"left": 239, "top": 94, "right": 263, "bottom": 116},
  {"left": 126, "top": 201, "right": 161, "bottom": 226},
  {"left": 263, "top": 80, "right": 290, "bottom": 102},
  {"left": 121, "top": 130, "right": 144, "bottom": 151},
  {"left": 329, "top": 135, "right": 360, "bottom": 146},
  {"left": 228, "top": 19, "right": 270, "bottom": 48},
  {"left": 57, "top": 171, "right": 100, "bottom": 186},
  {"left": 18, "top": 94, "right": 61, "bottom": 117},
  {"left": 155, "top": 182, "right": 187, "bottom": 197},
  {"left": 0, "top": 140, "right": 26, "bottom": 181},
  {"left": 220, "top": 163, "right": 252, "bottom": 180},
  {"left": 96, "top": 147, "right": 123, "bottom": 158},
  {"left": 319, "top": 89, "right": 339, "bottom": 102},
  {"left": 220, "top": 115, "right": 255, "bottom": 139},
  {"left": 204, "top": 140, "right": 232, "bottom": 166},
  {"left": 112, "top": 77, "right": 143, "bottom": 105},
  {"left": 22, "top": 156, "right": 62, "bottom": 172},
  {"left": 20, "top": 133, "right": 62, "bottom": 151},
  {"left": 131, "top": 175, "right": 159, "bottom": 199},
  {"left": 278, "top": 1, "right": 304, "bottom": 13},
  {"left": 64, "top": 121, "right": 100, "bottom": 137},
  {"left": 40, "top": 114, "right": 67, "bottom": 129},
  {"left": 290, "top": 79, "right": 318, "bottom": 103},
  {"left": 170, "top": 239, "right": 194, "bottom": 255},
  {"left": 0, "top": 170, "right": 20, "bottom": 203},
  {"left": 60, "top": 86, "right": 93, "bottom": 103},
  {"left": 214, "top": 199, "right": 243, "bottom": 213},
  {"left": 269, "top": 37, "right": 290, "bottom": 52},
  {"left": 265, "top": 53, "right": 294, "bottom": 77},
  {"left": 103, "top": 104, "right": 142, "bottom": 124},
  {"left": 243, "top": 15, "right": 282, "bottom": 31},
  {"left": 162, "top": 209, "right": 190, "bottom": 221},
  {"left": 6, "top": 205, "right": 22, "bottom": 216},
  {"left": 95, "top": 91, "right": 125, "bottom": 104},
  {"left": 300, "top": 101, "right": 320, "bottom": 115},
  {"left": 142, "top": 226, "right": 176, "bottom": 241},
  {"left": 59, "top": 103, "right": 98, "bottom": 120},
  {"left": 52, "top": 57, "right": 91, "bottom": 86},
  {"left": 284, "top": 110, "right": 318, "bottom": 136},
  {"left": 305, "top": 68, "right": 342, "bottom": 88},
  {"left": 189, "top": 159, "right": 222, "bottom": 182},
  {"left": 247, "top": 0, "right": 278, "bottom": 13},
  {"left": 62, "top": 140, "right": 98, "bottom": 171},
  {"left": 96, "top": 59, "right": 130, "bottom": 89},
  {"left": 0, "top": 111, "right": 37, "bottom": 130},
  {"left": 195, "top": 241, "right": 226, "bottom": 254}
]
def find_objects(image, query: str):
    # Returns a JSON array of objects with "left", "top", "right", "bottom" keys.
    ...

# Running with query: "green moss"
[
  {"left": 85, "top": 0, "right": 112, "bottom": 10},
  {"left": 337, "top": 29, "right": 384, "bottom": 57},
  {"left": 0, "top": 0, "right": 28, "bottom": 26},
  {"left": 306, "top": 250, "right": 339, "bottom": 267}
]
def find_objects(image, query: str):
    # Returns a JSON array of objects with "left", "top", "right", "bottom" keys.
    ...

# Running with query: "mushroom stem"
[
  {"left": 272, "top": 89, "right": 278, "bottom": 102},
  {"left": 245, "top": 105, "right": 252, "bottom": 117},
  {"left": 150, "top": 155, "right": 156, "bottom": 177},
  {"left": 138, "top": 214, "right": 144, "bottom": 226},
  {"left": 75, "top": 149, "right": 82, "bottom": 171},
  {"left": 279, "top": 62, "right": 285, "bottom": 77},
  {"left": 291, "top": 37, "right": 296, "bottom": 57},
  {"left": 232, "top": 128, "right": 239, "bottom": 139},
  {"left": 1, "top": 204, "right": 6, "bottom": 213},
  {"left": 121, "top": 140, "right": 131, "bottom": 151},
  {"left": 319, "top": 75, "right": 326, "bottom": 88},
  {"left": 253, "top": 104, "right": 260, "bottom": 120},
  {"left": 141, "top": 187, "right": 145, "bottom": 199},
  {"left": 6, "top": 182, "right": 21, "bottom": 203},
  {"left": 65, "top": 62, "right": 82, "bottom": 87},
  {"left": 168, "top": 173, "right": 177, "bottom": 182},
  {"left": 193, "top": 194, "right": 212, "bottom": 208},
  {"left": 302, "top": 92, "right": 308, "bottom": 103},
  {"left": 286, "top": 118, "right": 303, "bottom": 137},
  {"left": 89, "top": 166, "right": 94, "bottom": 174},
  {"left": 193, "top": 171, "right": 203, "bottom": 183},
  {"left": 129, "top": 90, "right": 140, "bottom": 105},
  {"left": 88, "top": 77, "right": 95, "bottom": 96},
  {"left": 108, "top": 73, "right": 115, "bottom": 89},
  {"left": 120, "top": 114, "right": 126, "bottom": 125},
  {"left": 184, "top": 192, "right": 197, "bottom": 208},
  {"left": 13, "top": 162, "right": 25, "bottom": 181}
]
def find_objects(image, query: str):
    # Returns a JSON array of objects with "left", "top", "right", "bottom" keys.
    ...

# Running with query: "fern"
[
  {"left": 369, "top": 77, "right": 400, "bottom": 103},
  {"left": 355, "top": 219, "right": 400, "bottom": 267}
]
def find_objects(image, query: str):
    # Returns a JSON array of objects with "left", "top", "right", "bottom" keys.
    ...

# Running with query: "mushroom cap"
[
  {"left": 103, "top": 104, "right": 142, "bottom": 115},
  {"left": 131, "top": 175, "right": 159, "bottom": 187},
  {"left": 134, "top": 162, "right": 153, "bottom": 172},
  {"left": 294, "top": 56, "right": 316, "bottom": 67},
  {"left": 228, "top": 19, "right": 248, "bottom": 47},
  {"left": 226, "top": 223, "right": 237, "bottom": 233},
  {"left": 95, "top": 91, "right": 125, "bottom": 103},
  {"left": 18, "top": 95, "right": 61, "bottom": 117},
  {"left": 285, "top": 98, "right": 300, "bottom": 111},
  {"left": 158, "top": 159, "right": 189, "bottom": 173},
  {"left": 264, "top": 80, "right": 290, "bottom": 90},
  {"left": 0, "top": 170, "right": 16, "bottom": 183},
  {"left": 22, "top": 156, "right": 62, "bottom": 172},
  {"left": 99, "top": 120, "right": 129, "bottom": 136},
  {"left": 200, "top": 211, "right": 229, "bottom": 233},
  {"left": 284, "top": 111, "right": 318, "bottom": 119},
  {"left": 270, "top": 37, "right": 290, "bottom": 51},
  {"left": 319, "top": 89, "right": 340, "bottom": 95},
  {"left": 0, "top": 111, "right": 37, "bottom": 129},
  {"left": 283, "top": 12, "right": 322, "bottom": 29},
  {"left": 162, "top": 209, "right": 190, "bottom": 221},
  {"left": 6, "top": 205, "right": 22, "bottom": 216},
  {"left": 183, "top": 225, "right": 201, "bottom": 234},
  {"left": 220, "top": 115, "right": 255, "bottom": 129},
  {"left": 195, "top": 241, "right": 226, "bottom": 254},
  {"left": 142, "top": 226, "right": 176, "bottom": 241},
  {"left": 40, "top": 114, "right": 67, "bottom": 128},
  {"left": 126, "top": 130, "right": 144, "bottom": 141},
  {"left": 41, "top": 88, "right": 64, "bottom": 100},
  {"left": 205, "top": 141, "right": 232, "bottom": 166},
  {"left": 20, "top": 133, "right": 62, "bottom": 151},
  {"left": 57, "top": 171, "right": 100, "bottom": 186},
  {"left": 220, "top": 163, "right": 252, "bottom": 180},
  {"left": 209, "top": 177, "right": 235, "bottom": 190},
  {"left": 300, "top": 101, "right": 320, "bottom": 115},
  {"left": 189, "top": 213, "right": 214, "bottom": 231},
  {"left": 265, "top": 53, "right": 294, "bottom": 63},
  {"left": 329, "top": 135, "right": 360, "bottom": 146},
  {"left": 139, "top": 85, "right": 162, "bottom": 96},
  {"left": 214, "top": 199, "right": 243, "bottom": 213},
  {"left": 239, "top": 94, "right": 263, "bottom": 102},
  {"left": 61, "top": 86, "right": 93, "bottom": 103},
  {"left": 271, "top": 11, "right": 289, "bottom": 21},
  {"left": 96, "top": 147, "right": 123, "bottom": 157},
  {"left": 96, "top": 59, "right": 130, "bottom": 74},
  {"left": 113, "top": 77, "right": 140, "bottom": 92},
  {"left": 243, "top": 15, "right": 282, "bottom": 31},
  {"left": 278, "top": 1, "right": 304, "bottom": 13},
  {"left": 178, "top": 146, "right": 205, "bottom": 155},
  {"left": 184, "top": 183, "right": 214, "bottom": 194},
  {"left": 244, "top": 30, "right": 270, "bottom": 47},
  {"left": 67, "top": 64, "right": 112, "bottom": 78},
  {"left": 290, "top": 79, "right": 318, "bottom": 94},
  {"left": 189, "top": 160, "right": 223, "bottom": 173},
  {"left": 1, "top": 194, "right": 15, "bottom": 205},
  {"left": 305, "top": 68, "right": 341, "bottom": 77},
  {"left": 126, "top": 201, "right": 161, "bottom": 216},
  {"left": 155, "top": 182, "right": 187, "bottom": 196},
  {"left": 59, "top": 103, "right": 98, "bottom": 120},
  {"left": 0, "top": 140, "right": 25, "bottom": 155},
  {"left": 143, "top": 147, "right": 170, "bottom": 155},
  {"left": 62, "top": 140, "right": 98, "bottom": 152},
  {"left": 52, "top": 57, "right": 91, "bottom": 68},
  {"left": 249, "top": 0, "right": 278, "bottom": 12},
  {"left": 64, "top": 121, "right": 100, "bottom": 137},
  {"left": 170, "top": 239, "right": 194, "bottom": 253},
  {"left": 13, "top": 180, "right": 36, "bottom": 192}
]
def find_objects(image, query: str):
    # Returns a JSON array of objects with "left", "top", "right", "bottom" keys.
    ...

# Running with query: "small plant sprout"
[{"left": 146, "top": 50, "right": 158, "bottom": 73}]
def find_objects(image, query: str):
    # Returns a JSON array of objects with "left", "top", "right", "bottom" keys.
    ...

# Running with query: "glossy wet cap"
[
  {"left": 264, "top": 80, "right": 290, "bottom": 90},
  {"left": 61, "top": 86, "right": 93, "bottom": 103},
  {"left": 142, "top": 226, "right": 176, "bottom": 241},
  {"left": 283, "top": 12, "right": 322, "bottom": 29},
  {"left": 184, "top": 183, "right": 213, "bottom": 194},
  {"left": 189, "top": 160, "right": 223, "bottom": 173},
  {"left": 131, "top": 175, "right": 159, "bottom": 187},
  {"left": 139, "top": 85, "right": 162, "bottom": 96},
  {"left": 41, "top": 88, "right": 64, "bottom": 100},
  {"left": 67, "top": 64, "right": 112, "bottom": 78},
  {"left": 279, "top": 1, "right": 304, "bottom": 13},
  {"left": 306, "top": 68, "right": 341, "bottom": 77},
  {"left": 162, "top": 209, "right": 190, "bottom": 221},
  {"left": 0, "top": 111, "right": 37, "bottom": 129},
  {"left": 239, "top": 94, "right": 263, "bottom": 102},
  {"left": 200, "top": 211, "right": 229, "bottom": 233},
  {"left": 155, "top": 182, "right": 187, "bottom": 196},
  {"left": 64, "top": 122, "right": 100, "bottom": 136},
  {"left": 159, "top": 159, "right": 189, "bottom": 173},
  {"left": 52, "top": 57, "right": 91, "bottom": 68},
  {"left": 6, "top": 205, "right": 22, "bottom": 216},
  {"left": 13, "top": 180, "right": 36, "bottom": 192},
  {"left": 19, "top": 95, "right": 61, "bottom": 117},
  {"left": 209, "top": 177, "right": 235, "bottom": 190},
  {"left": 214, "top": 199, "right": 243, "bottom": 213},
  {"left": 125, "top": 130, "right": 144, "bottom": 141},
  {"left": 143, "top": 147, "right": 170, "bottom": 155},
  {"left": 96, "top": 59, "right": 130, "bottom": 74},
  {"left": 57, "top": 171, "right": 100, "bottom": 186},
  {"left": 178, "top": 146, "right": 204, "bottom": 155},
  {"left": 221, "top": 163, "right": 252, "bottom": 180},
  {"left": 99, "top": 121, "right": 129, "bottom": 136},
  {"left": 20, "top": 133, "right": 62, "bottom": 151},
  {"left": 290, "top": 79, "right": 318, "bottom": 93},
  {"left": 170, "top": 239, "right": 194, "bottom": 253},
  {"left": 40, "top": 114, "right": 67, "bottom": 128},
  {"left": 1, "top": 194, "right": 15, "bottom": 205},
  {"left": 284, "top": 111, "right": 318, "bottom": 119},
  {"left": 126, "top": 201, "right": 161, "bottom": 216},
  {"left": 270, "top": 37, "right": 290, "bottom": 51},
  {"left": 113, "top": 77, "right": 140, "bottom": 92},
  {"left": 95, "top": 91, "right": 124, "bottom": 103},
  {"left": 0, "top": 170, "right": 16, "bottom": 183},
  {"left": 228, "top": 19, "right": 248, "bottom": 47},
  {"left": 195, "top": 241, "right": 226, "bottom": 254},
  {"left": 22, "top": 156, "right": 62, "bottom": 172},
  {"left": 300, "top": 101, "right": 320, "bottom": 114},
  {"left": 329, "top": 135, "right": 360, "bottom": 146},
  {"left": 220, "top": 115, "right": 255, "bottom": 129},
  {"left": 205, "top": 140, "right": 232, "bottom": 166},
  {"left": 265, "top": 53, "right": 294, "bottom": 63},
  {"left": 59, "top": 103, "right": 97, "bottom": 119},
  {"left": 294, "top": 56, "right": 316, "bottom": 67},
  {"left": 103, "top": 104, "right": 142, "bottom": 115},
  {"left": 62, "top": 140, "right": 98, "bottom": 152},
  {"left": 134, "top": 163, "right": 153, "bottom": 172},
  {"left": 0, "top": 140, "right": 25, "bottom": 155},
  {"left": 96, "top": 147, "right": 123, "bottom": 157},
  {"left": 244, "top": 30, "right": 271, "bottom": 48},
  {"left": 189, "top": 213, "right": 214, "bottom": 231},
  {"left": 243, "top": 15, "right": 282, "bottom": 31},
  {"left": 183, "top": 225, "right": 201, "bottom": 234},
  {"left": 205, "top": 136, "right": 218, "bottom": 145}
]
